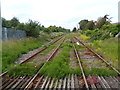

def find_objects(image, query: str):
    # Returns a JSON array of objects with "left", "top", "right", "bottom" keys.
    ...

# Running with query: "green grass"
[
  {"left": 88, "top": 38, "right": 118, "bottom": 69},
  {"left": 7, "top": 62, "right": 44, "bottom": 77},
  {"left": 2, "top": 38, "right": 46, "bottom": 72},
  {"left": 39, "top": 40, "right": 82, "bottom": 79},
  {"left": 40, "top": 39, "right": 63, "bottom": 56},
  {"left": 65, "top": 33, "right": 81, "bottom": 39},
  {"left": 85, "top": 67, "right": 117, "bottom": 76},
  {"left": 73, "top": 37, "right": 118, "bottom": 76}
]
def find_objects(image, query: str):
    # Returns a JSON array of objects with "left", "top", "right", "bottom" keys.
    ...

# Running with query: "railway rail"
[
  {"left": 1, "top": 38, "right": 65, "bottom": 89},
  {"left": 72, "top": 41, "right": 89, "bottom": 90},
  {"left": 0, "top": 37, "right": 119, "bottom": 89},
  {"left": 0, "top": 36, "right": 63, "bottom": 77},
  {"left": 74, "top": 37, "right": 120, "bottom": 75},
  {"left": 19, "top": 36, "right": 63, "bottom": 64},
  {"left": 73, "top": 37, "right": 119, "bottom": 89},
  {"left": 2, "top": 75, "right": 119, "bottom": 89}
]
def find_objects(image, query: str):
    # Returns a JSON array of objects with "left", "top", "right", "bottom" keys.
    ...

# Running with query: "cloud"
[{"left": 1, "top": 0, "right": 119, "bottom": 29}]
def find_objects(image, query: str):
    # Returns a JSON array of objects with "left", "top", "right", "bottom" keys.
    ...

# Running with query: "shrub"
[{"left": 80, "top": 34, "right": 90, "bottom": 41}]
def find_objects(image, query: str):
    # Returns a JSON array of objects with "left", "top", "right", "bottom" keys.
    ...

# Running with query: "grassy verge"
[
  {"left": 88, "top": 38, "right": 118, "bottom": 69},
  {"left": 65, "top": 33, "right": 81, "bottom": 39},
  {"left": 39, "top": 40, "right": 82, "bottom": 79},
  {"left": 73, "top": 36, "right": 118, "bottom": 76},
  {"left": 7, "top": 62, "right": 44, "bottom": 77},
  {"left": 2, "top": 37, "right": 46, "bottom": 72},
  {"left": 85, "top": 68, "right": 117, "bottom": 76}
]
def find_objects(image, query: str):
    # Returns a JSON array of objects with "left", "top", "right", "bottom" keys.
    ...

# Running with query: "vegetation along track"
[
  {"left": 1, "top": 36, "right": 120, "bottom": 89},
  {"left": 74, "top": 37, "right": 120, "bottom": 75},
  {"left": 72, "top": 39, "right": 89, "bottom": 90},
  {"left": 0, "top": 36, "right": 63, "bottom": 77},
  {"left": 0, "top": 38, "right": 65, "bottom": 89},
  {"left": 73, "top": 37, "right": 120, "bottom": 89}
]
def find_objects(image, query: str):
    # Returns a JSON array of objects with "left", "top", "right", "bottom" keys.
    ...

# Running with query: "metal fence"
[{"left": 2, "top": 28, "right": 26, "bottom": 40}]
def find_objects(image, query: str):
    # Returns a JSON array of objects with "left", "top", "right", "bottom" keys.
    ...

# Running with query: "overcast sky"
[{"left": 1, "top": 0, "right": 119, "bottom": 30}]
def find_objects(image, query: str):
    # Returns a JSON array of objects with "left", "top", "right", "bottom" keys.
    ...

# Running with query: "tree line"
[
  {"left": 72, "top": 15, "right": 113, "bottom": 31},
  {"left": 2, "top": 17, "right": 70, "bottom": 38},
  {"left": 75, "top": 15, "right": 119, "bottom": 40}
]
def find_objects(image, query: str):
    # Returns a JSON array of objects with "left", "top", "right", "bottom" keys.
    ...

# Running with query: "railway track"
[
  {"left": 2, "top": 75, "right": 119, "bottom": 89},
  {"left": 19, "top": 36, "right": 63, "bottom": 64},
  {"left": 1, "top": 37, "right": 119, "bottom": 89},
  {"left": 74, "top": 37, "right": 120, "bottom": 75},
  {"left": 72, "top": 40, "right": 89, "bottom": 90},
  {"left": 72, "top": 37, "right": 120, "bottom": 89},
  {"left": 1, "top": 38, "right": 65, "bottom": 89},
  {"left": 0, "top": 36, "right": 63, "bottom": 77},
  {"left": 30, "top": 38, "right": 119, "bottom": 89}
]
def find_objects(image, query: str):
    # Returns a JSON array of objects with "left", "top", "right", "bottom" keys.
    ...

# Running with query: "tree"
[
  {"left": 72, "top": 27, "right": 77, "bottom": 32},
  {"left": 85, "top": 21, "right": 95, "bottom": 30},
  {"left": 95, "top": 15, "right": 112, "bottom": 29},
  {"left": 10, "top": 17, "right": 20, "bottom": 28},
  {"left": 79, "top": 19, "right": 88, "bottom": 30},
  {"left": 43, "top": 28, "right": 51, "bottom": 34},
  {"left": 24, "top": 20, "right": 41, "bottom": 38},
  {"left": 95, "top": 17, "right": 106, "bottom": 29},
  {"left": 2, "top": 18, "right": 7, "bottom": 27},
  {"left": 15, "top": 23, "right": 25, "bottom": 30},
  {"left": 2, "top": 18, "right": 11, "bottom": 28},
  {"left": 47, "top": 25, "right": 70, "bottom": 33}
]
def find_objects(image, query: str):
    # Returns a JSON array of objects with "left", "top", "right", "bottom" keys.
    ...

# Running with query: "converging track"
[
  {"left": 0, "top": 36, "right": 63, "bottom": 77},
  {"left": 1, "top": 36, "right": 120, "bottom": 89},
  {"left": 72, "top": 37, "right": 120, "bottom": 89},
  {"left": 74, "top": 37, "right": 120, "bottom": 75},
  {"left": 1, "top": 38, "right": 65, "bottom": 89}
]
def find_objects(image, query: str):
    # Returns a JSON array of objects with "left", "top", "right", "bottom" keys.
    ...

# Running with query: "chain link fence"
[{"left": 2, "top": 28, "right": 26, "bottom": 40}]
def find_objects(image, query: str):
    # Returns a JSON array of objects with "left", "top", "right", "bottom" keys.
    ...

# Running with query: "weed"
[
  {"left": 85, "top": 68, "right": 117, "bottom": 76},
  {"left": 41, "top": 39, "right": 63, "bottom": 56},
  {"left": 90, "top": 38, "right": 118, "bottom": 68},
  {"left": 39, "top": 40, "right": 82, "bottom": 79},
  {"left": 2, "top": 38, "right": 46, "bottom": 72},
  {"left": 80, "top": 34, "right": 90, "bottom": 41},
  {"left": 7, "top": 62, "right": 44, "bottom": 77}
]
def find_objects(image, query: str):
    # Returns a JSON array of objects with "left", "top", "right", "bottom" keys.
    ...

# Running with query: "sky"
[{"left": 1, "top": 0, "right": 120, "bottom": 30}]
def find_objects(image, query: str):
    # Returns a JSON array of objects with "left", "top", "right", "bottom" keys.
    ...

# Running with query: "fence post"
[{"left": 4, "top": 28, "right": 8, "bottom": 40}]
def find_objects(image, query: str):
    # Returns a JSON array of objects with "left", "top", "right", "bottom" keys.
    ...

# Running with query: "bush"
[
  {"left": 81, "top": 24, "right": 119, "bottom": 41},
  {"left": 102, "top": 24, "right": 118, "bottom": 36},
  {"left": 80, "top": 34, "right": 90, "bottom": 41}
]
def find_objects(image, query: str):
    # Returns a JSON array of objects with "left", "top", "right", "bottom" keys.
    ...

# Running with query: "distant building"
[{"left": 94, "top": 21, "right": 97, "bottom": 25}]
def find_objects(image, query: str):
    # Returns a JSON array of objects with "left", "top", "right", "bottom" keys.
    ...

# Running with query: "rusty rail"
[
  {"left": 24, "top": 38, "right": 65, "bottom": 89},
  {"left": 0, "top": 36, "right": 63, "bottom": 77},
  {"left": 72, "top": 39, "right": 89, "bottom": 90},
  {"left": 74, "top": 37, "right": 120, "bottom": 75},
  {"left": 20, "top": 36, "right": 63, "bottom": 64}
]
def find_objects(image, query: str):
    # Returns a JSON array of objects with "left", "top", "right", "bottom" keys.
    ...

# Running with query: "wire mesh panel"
[{"left": 2, "top": 28, "right": 26, "bottom": 40}]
